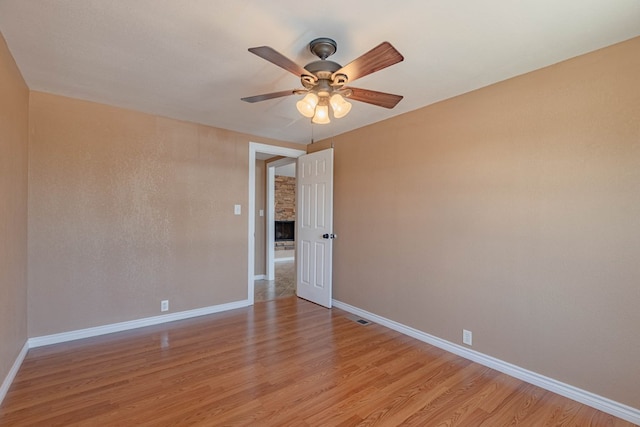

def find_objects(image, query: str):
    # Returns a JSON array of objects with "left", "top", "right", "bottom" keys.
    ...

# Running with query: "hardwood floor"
[{"left": 1, "top": 297, "right": 635, "bottom": 426}]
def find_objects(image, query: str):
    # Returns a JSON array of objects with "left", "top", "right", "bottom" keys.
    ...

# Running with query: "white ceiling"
[{"left": 1, "top": 1, "right": 639, "bottom": 145}]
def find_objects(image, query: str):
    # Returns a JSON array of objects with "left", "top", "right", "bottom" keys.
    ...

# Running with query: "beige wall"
[
  {"left": 27, "top": 92, "right": 297, "bottom": 337},
  {"left": 0, "top": 32, "right": 29, "bottom": 384},
  {"left": 310, "top": 37, "right": 640, "bottom": 408},
  {"left": 254, "top": 159, "right": 266, "bottom": 276}
]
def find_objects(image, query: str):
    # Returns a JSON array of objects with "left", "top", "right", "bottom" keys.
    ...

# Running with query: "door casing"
[{"left": 248, "top": 142, "right": 305, "bottom": 304}]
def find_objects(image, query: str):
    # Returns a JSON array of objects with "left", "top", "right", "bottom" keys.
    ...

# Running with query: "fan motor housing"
[{"left": 304, "top": 60, "right": 342, "bottom": 75}]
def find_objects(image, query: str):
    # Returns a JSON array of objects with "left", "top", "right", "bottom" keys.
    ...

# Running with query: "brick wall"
[{"left": 275, "top": 175, "right": 295, "bottom": 221}]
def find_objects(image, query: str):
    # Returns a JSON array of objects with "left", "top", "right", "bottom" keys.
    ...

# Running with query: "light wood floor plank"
[{"left": 0, "top": 297, "right": 636, "bottom": 426}]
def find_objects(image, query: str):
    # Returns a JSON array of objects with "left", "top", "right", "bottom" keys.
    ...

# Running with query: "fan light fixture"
[
  {"left": 296, "top": 93, "right": 318, "bottom": 118},
  {"left": 330, "top": 94, "right": 352, "bottom": 119},
  {"left": 312, "top": 102, "right": 330, "bottom": 124},
  {"left": 241, "top": 38, "right": 404, "bottom": 125},
  {"left": 296, "top": 91, "right": 351, "bottom": 123}
]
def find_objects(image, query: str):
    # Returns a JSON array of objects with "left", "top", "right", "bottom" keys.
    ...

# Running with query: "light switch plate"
[{"left": 234, "top": 204, "right": 241, "bottom": 215}]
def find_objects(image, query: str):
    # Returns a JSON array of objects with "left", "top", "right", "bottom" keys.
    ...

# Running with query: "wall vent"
[{"left": 345, "top": 314, "right": 372, "bottom": 326}]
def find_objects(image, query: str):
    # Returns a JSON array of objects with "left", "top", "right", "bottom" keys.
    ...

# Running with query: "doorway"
[
  {"left": 256, "top": 160, "right": 297, "bottom": 301},
  {"left": 247, "top": 143, "right": 305, "bottom": 305}
]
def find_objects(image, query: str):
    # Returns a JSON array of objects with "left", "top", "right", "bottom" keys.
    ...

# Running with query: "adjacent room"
[
  {"left": 254, "top": 159, "right": 297, "bottom": 301},
  {"left": 1, "top": 1, "right": 639, "bottom": 425}
]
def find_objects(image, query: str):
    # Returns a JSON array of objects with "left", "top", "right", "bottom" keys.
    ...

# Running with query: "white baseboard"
[
  {"left": 0, "top": 341, "right": 29, "bottom": 406},
  {"left": 254, "top": 274, "right": 267, "bottom": 280},
  {"left": 332, "top": 299, "right": 640, "bottom": 426},
  {"left": 274, "top": 257, "right": 294, "bottom": 262},
  {"left": 29, "top": 299, "right": 251, "bottom": 348}
]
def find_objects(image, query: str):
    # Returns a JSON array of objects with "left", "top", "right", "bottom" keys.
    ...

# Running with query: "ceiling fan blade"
[
  {"left": 332, "top": 42, "right": 404, "bottom": 83},
  {"left": 241, "top": 90, "right": 297, "bottom": 103},
  {"left": 346, "top": 87, "right": 403, "bottom": 109},
  {"left": 248, "top": 46, "right": 317, "bottom": 81}
]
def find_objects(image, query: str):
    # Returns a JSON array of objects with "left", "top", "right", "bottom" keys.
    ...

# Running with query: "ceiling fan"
[{"left": 241, "top": 37, "right": 404, "bottom": 124}]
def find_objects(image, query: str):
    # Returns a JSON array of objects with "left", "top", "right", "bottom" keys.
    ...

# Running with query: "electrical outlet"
[
  {"left": 463, "top": 329, "right": 472, "bottom": 346},
  {"left": 161, "top": 300, "right": 169, "bottom": 312}
]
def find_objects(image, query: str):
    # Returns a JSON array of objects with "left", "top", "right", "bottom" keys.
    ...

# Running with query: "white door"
[{"left": 296, "top": 148, "right": 334, "bottom": 308}]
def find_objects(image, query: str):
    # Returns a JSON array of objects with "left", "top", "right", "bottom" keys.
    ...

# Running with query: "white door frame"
[{"left": 248, "top": 142, "right": 305, "bottom": 305}]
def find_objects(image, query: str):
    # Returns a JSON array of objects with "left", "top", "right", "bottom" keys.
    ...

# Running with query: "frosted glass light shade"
[
  {"left": 312, "top": 104, "right": 330, "bottom": 124},
  {"left": 330, "top": 94, "right": 352, "bottom": 119},
  {"left": 296, "top": 93, "right": 319, "bottom": 118}
]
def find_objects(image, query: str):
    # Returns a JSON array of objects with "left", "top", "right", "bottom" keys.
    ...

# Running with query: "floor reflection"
[{"left": 254, "top": 259, "right": 295, "bottom": 302}]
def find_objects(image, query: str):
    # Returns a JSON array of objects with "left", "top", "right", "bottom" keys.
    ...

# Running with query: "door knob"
[{"left": 322, "top": 233, "right": 337, "bottom": 239}]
